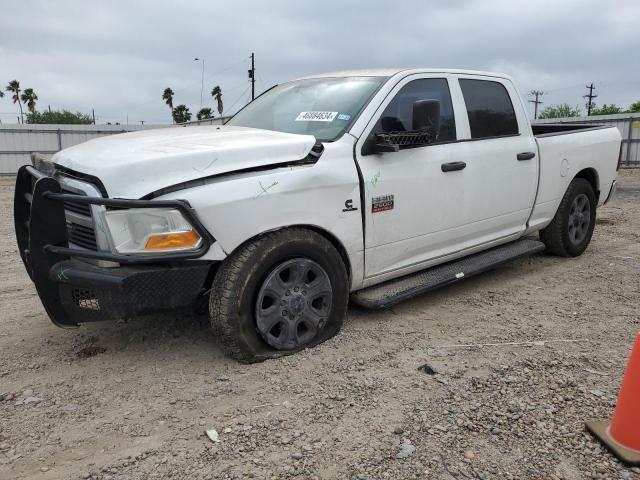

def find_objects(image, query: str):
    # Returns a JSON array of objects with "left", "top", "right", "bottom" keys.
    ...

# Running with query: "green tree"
[
  {"left": 6, "top": 80, "right": 24, "bottom": 123},
  {"left": 538, "top": 103, "right": 581, "bottom": 119},
  {"left": 172, "top": 104, "right": 191, "bottom": 123},
  {"left": 0, "top": 90, "right": 4, "bottom": 99},
  {"left": 590, "top": 104, "right": 622, "bottom": 116},
  {"left": 197, "top": 107, "right": 213, "bottom": 120},
  {"left": 27, "top": 109, "right": 93, "bottom": 124},
  {"left": 20, "top": 88, "right": 38, "bottom": 113},
  {"left": 162, "top": 87, "right": 175, "bottom": 122},
  {"left": 211, "top": 86, "right": 223, "bottom": 115},
  {"left": 627, "top": 101, "right": 640, "bottom": 113}
]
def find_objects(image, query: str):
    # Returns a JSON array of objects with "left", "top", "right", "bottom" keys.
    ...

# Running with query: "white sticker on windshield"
[{"left": 295, "top": 111, "right": 338, "bottom": 122}]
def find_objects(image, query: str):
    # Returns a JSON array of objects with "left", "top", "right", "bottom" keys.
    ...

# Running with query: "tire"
[
  {"left": 540, "top": 178, "right": 597, "bottom": 257},
  {"left": 209, "top": 228, "right": 349, "bottom": 363}
]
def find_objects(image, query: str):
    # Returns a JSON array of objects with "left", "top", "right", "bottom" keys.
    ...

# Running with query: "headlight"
[{"left": 102, "top": 208, "right": 202, "bottom": 254}]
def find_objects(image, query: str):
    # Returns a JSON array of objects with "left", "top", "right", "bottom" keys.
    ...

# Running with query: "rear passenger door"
[{"left": 450, "top": 76, "right": 538, "bottom": 247}]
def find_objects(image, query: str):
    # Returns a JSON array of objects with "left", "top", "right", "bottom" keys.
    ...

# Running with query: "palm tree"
[
  {"left": 6, "top": 80, "right": 24, "bottom": 123},
  {"left": 197, "top": 107, "right": 213, "bottom": 120},
  {"left": 20, "top": 88, "right": 38, "bottom": 113},
  {"left": 172, "top": 104, "right": 191, "bottom": 124},
  {"left": 162, "top": 87, "right": 174, "bottom": 122},
  {"left": 211, "top": 86, "right": 223, "bottom": 116}
]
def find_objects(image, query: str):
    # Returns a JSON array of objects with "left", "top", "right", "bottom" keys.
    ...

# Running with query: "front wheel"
[
  {"left": 209, "top": 228, "right": 349, "bottom": 363},
  {"left": 540, "top": 178, "right": 597, "bottom": 257}
]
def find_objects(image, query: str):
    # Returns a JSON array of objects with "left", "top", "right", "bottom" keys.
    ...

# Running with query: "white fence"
[
  {"left": 0, "top": 124, "right": 167, "bottom": 175},
  {"left": 181, "top": 116, "right": 231, "bottom": 126},
  {"left": 0, "top": 118, "right": 231, "bottom": 174},
  {"left": 534, "top": 113, "right": 640, "bottom": 167}
]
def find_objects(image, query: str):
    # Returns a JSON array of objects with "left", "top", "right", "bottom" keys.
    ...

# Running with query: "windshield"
[{"left": 227, "top": 77, "right": 384, "bottom": 142}]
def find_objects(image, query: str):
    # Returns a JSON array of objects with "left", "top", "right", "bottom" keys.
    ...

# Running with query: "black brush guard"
[{"left": 14, "top": 165, "right": 214, "bottom": 327}]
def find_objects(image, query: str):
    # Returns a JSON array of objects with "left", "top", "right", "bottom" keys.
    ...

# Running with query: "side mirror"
[
  {"left": 412, "top": 99, "right": 441, "bottom": 137},
  {"left": 362, "top": 133, "right": 398, "bottom": 156},
  {"left": 361, "top": 100, "right": 443, "bottom": 156}
]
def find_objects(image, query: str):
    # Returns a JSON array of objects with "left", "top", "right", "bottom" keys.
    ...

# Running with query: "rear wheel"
[
  {"left": 540, "top": 178, "right": 596, "bottom": 257},
  {"left": 209, "top": 228, "right": 349, "bottom": 363}
]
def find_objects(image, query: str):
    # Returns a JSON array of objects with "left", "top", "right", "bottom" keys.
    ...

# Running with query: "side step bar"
[{"left": 351, "top": 238, "right": 545, "bottom": 309}]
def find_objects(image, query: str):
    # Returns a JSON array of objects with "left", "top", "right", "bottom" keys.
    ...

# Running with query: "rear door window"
[{"left": 459, "top": 79, "right": 519, "bottom": 139}]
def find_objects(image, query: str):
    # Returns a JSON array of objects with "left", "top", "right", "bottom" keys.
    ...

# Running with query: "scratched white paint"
[{"left": 50, "top": 126, "right": 316, "bottom": 198}]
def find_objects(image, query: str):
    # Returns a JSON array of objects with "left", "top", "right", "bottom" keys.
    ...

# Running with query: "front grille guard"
[
  {"left": 14, "top": 165, "right": 215, "bottom": 327},
  {"left": 16, "top": 165, "right": 214, "bottom": 266}
]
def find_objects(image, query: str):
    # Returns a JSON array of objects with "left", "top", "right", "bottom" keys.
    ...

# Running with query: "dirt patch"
[
  {"left": 75, "top": 345, "right": 107, "bottom": 359},
  {"left": 0, "top": 170, "right": 639, "bottom": 479}
]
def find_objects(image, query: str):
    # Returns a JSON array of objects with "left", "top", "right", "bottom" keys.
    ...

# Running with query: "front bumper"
[{"left": 14, "top": 165, "right": 214, "bottom": 327}]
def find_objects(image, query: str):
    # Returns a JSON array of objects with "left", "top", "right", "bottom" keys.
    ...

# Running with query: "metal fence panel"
[
  {"left": 534, "top": 113, "right": 640, "bottom": 167},
  {"left": 0, "top": 124, "right": 164, "bottom": 174},
  {"left": 0, "top": 120, "right": 235, "bottom": 174}
]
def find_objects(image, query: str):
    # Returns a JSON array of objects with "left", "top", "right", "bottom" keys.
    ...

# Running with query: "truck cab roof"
[{"left": 296, "top": 68, "right": 515, "bottom": 82}]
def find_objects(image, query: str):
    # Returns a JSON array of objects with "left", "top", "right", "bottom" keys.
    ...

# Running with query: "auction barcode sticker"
[{"left": 295, "top": 111, "right": 338, "bottom": 122}]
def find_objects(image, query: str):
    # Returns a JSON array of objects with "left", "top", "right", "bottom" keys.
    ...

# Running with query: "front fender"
[{"left": 158, "top": 139, "right": 366, "bottom": 290}]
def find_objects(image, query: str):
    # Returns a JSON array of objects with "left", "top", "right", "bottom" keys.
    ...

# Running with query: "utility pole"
[
  {"left": 92, "top": 108, "right": 96, "bottom": 124},
  {"left": 248, "top": 52, "right": 256, "bottom": 101},
  {"left": 194, "top": 58, "right": 205, "bottom": 108},
  {"left": 584, "top": 83, "right": 597, "bottom": 116},
  {"left": 528, "top": 90, "right": 544, "bottom": 119}
]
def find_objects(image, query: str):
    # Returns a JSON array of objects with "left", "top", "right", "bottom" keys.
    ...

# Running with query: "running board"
[{"left": 351, "top": 238, "right": 545, "bottom": 309}]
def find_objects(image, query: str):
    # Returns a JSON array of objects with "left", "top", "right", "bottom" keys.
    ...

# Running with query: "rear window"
[{"left": 459, "top": 79, "right": 519, "bottom": 139}]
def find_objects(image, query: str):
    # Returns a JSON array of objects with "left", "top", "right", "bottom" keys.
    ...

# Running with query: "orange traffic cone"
[{"left": 586, "top": 332, "right": 640, "bottom": 465}]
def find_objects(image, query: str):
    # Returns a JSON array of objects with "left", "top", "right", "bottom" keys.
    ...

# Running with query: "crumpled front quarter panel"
[{"left": 159, "top": 138, "right": 366, "bottom": 290}]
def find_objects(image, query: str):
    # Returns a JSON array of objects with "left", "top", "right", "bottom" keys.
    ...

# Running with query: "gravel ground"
[{"left": 1, "top": 170, "right": 639, "bottom": 480}]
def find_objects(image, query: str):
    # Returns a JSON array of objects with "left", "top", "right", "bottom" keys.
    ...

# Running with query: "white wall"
[
  {"left": 0, "top": 124, "right": 165, "bottom": 174},
  {"left": 0, "top": 118, "right": 233, "bottom": 174}
]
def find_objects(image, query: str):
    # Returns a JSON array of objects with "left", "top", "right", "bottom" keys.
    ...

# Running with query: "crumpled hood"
[{"left": 51, "top": 125, "right": 316, "bottom": 198}]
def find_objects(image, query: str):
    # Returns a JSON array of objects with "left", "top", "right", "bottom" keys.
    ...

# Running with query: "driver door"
[{"left": 355, "top": 75, "right": 468, "bottom": 282}]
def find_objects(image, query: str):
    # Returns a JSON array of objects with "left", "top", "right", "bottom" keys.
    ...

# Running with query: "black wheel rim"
[
  {"left": 255, "top": 258, "right": 332, "bottom": 350},
  {"left": 568, "top": 193, "right": 591, "bottom": 245}
]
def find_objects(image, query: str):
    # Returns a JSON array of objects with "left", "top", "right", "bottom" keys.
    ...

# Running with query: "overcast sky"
[{"left": 1, "top": 0, "right": 638, "bottom": 125}]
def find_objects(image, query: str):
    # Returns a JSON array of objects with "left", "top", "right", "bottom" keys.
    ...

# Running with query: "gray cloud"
[{"left": 1, "top": 0, "right": 638, "bottom": 124}]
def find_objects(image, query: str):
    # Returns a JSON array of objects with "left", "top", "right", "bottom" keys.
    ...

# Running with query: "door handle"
[
  {"left": 517, "top": 152, "right": 536, "bottom": 161},
  {"left": 441, "top": 161, "right": 466, "bottom": 172}
]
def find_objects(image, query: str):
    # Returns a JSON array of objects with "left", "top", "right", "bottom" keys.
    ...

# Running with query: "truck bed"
[{"left": 525, "top": 124, "right": 621, "bottom": 235}]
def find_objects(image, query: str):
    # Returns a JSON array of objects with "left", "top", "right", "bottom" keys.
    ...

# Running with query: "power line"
[
  {"left": 227, "top": 85, "right": 251, "bottom": 114},
  {"left": 257, "top": 71, "right": 267, "bottom": 94},
  {"left": 528, "top": 90, "right": 544, "bottom": 119},
  {"left": 584, "top": 83, "right": 597, "bottom": 116}
]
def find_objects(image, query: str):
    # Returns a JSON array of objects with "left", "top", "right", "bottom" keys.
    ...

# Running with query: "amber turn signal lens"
[{"left": 144, "top": 230, "right": 201, "bottom": 250}]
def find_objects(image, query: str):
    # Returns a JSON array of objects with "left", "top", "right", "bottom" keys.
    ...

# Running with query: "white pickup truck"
[{"left": 15, "top": 68, "right": 621, "bottom": 362}]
